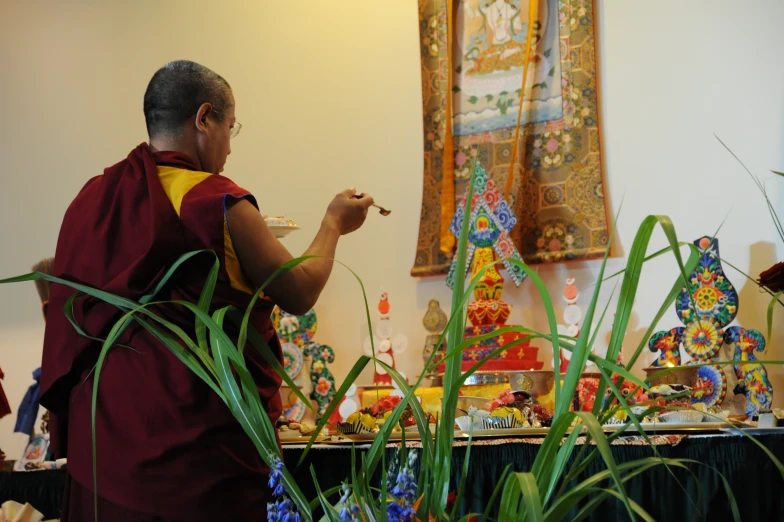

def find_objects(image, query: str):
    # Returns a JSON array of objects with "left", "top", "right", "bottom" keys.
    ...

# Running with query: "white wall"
[{"left": 0, "top": 0, "right": 782, "bottom": 458}]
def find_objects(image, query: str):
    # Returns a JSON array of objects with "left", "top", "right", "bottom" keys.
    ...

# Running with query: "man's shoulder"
[{"left": 184, "top": 171, "right": 252, "bottom": 200}]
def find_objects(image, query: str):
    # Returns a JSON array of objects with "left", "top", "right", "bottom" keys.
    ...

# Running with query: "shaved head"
[{"left": 143, "top": 60, "right": 232, "bottom": 138}]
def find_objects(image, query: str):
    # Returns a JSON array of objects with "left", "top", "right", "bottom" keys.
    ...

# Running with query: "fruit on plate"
[
  {"left": 484, "top": 389, "right": 554, "bottom": 427},
  {"left": 491, "top": 406, "right": 524, "bottom": 424},
  {"left": 344, "top": 395, "right": 434, "bottom": 432}
]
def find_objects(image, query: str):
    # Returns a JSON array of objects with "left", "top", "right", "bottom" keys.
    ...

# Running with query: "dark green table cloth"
[{"left": 2, "top": 433, "right": 782, "bottom": 521}]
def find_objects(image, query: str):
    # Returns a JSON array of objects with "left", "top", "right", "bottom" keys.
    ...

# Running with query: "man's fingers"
[{"left": 355, "top": 193, "right": 375, "bottom": 208}]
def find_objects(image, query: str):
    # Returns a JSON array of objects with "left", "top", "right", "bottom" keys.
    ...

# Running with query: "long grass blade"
[
  {"left": 432, "top": 150, "right": 479, "bottom": 516},
  {"left": 297, "top": 356, "right": 371, "bottom": 467},
  {"left": 311, "top": 467, "right": 342, "bottom": 522},
  {"left": 375, "top": 361, "right": 433, "bottom": 464},
  {"left": 479, "top": 464, "right": 513, "bottom": 522},
  {"left": 767, "top": 290, "right": 783, "bottom": 344},
  {"left": 573, "top": 412, "right": 636, "bottom": 521},
  {"left": 226, "top": 309, "right": 315, "bottom": 412},
  {"left": 451, "top": 424, "right": 474, "bottom": 518}
]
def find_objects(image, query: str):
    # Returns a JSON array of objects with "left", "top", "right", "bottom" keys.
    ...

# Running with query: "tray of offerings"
[{"left": 603, "top": 421, "right": 728, "bottom": 433}]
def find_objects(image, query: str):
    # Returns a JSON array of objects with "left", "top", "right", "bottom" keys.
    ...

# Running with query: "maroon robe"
[
  {"left": 41, "top": 143, "right": 283, "bottom": 521},
  {"left": 0, "top": 367, "right": 11, "bottom": 420}
]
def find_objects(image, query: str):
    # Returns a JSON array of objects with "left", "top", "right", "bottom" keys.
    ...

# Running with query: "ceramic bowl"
[
  {"left": 452, "top": 396, "right": 491, "bottom": 415},
  {"left": 508, "top": 370, "right": 555, "bottom": 398},
  {"left": 267, "top": 224, "right": 301, "bottom": 239},
  {"left": 644, "top": 366, "right": 699, "bottom": 388},
  {"left": 659, "top": 411, "right": 705, "bottom": 424},
  {"left": 455, "top": 415, "right": 484, "bottom": 432}
]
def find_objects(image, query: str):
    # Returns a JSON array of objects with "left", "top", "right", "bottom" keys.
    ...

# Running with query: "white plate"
[
  {"left": 659, "top": 411, "right": 705, "bottom": 424},
  {"left": 377, "top": 319, "right": 393, "bottom": 339},
  {"left": 375, "top": 352, "right": 394, "bottom": 374},
  {"left": 268, "top": 224, "right": 300, "bottom": 238},
  {"left": 391, "top": 334, "right": 408, "bottom": 354}
]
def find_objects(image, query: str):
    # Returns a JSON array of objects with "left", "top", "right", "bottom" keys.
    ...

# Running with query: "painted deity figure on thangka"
[
  {"left": 649, "top": 236, "right": 771, "bottom": 415},
  {"left": 453, "top": 0, "right": 564, "bottom": 136}
]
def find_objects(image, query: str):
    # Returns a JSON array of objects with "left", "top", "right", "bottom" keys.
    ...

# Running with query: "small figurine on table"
[
  {"left": 556, "top": 277, "right": 586, "bottom": 373},
  {"left": 422, "top": 299, "right": 448, "bottom": 368},
  {"left": 364, "top": 289, "right": 408, "bottom": 385}
]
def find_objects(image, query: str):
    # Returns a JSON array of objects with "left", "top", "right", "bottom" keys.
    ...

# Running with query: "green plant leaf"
[
  {"left": 592, "top": 215, "right": 696, "bottom": 421},
  {"left": 451, "top": 424, "right": 474, "bottom": 518},
  {"left": 531, "top": 412, "right": 577, "bottom": 498},
  {"left": 375, "top": 360, "right": 433, "bottom": 465},
  {"left": 432, "top": 150, "right": 479, "bottom": 516},
  {"left": 195, "top": 253, "right": 220, "bottom": 352},
  {"left": 227, "top": 309, "right": 315, "bottom": 413},
  {"left": 479, "top": 464, "right": 512, "bottom": 522},
  {"left": 573, "top": 412, "right": 636, "bottom": 521},
  {"left": 297, "top": 356, "right": 371, "bottom": 467},
  {"left": 624, "top": 243, "right": 699, "bottom": 370},
  {"left": 716, "top": 135, "right": 784, "bottom": 243},
  {"left": 547, "top": 458, "right": 692, "bottom": 521},
  {"left": 311, "top": 466, "right": 342, "bottom": 522},
  {"left": 767, "top": 291, "right": 783, "bottom": 343},
  {"left": 498, "top": 473, "right": 524, "bottom": 522},
  {"left": 237, "top": 255, "right": 317, "bottom": 354},
  {"left": 514, "top": 472, "right": 544, "bottom": 522}
]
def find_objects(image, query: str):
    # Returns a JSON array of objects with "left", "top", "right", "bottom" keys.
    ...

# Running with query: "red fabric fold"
[{"left": 0, "top": 367, "right": 11, "bottom": 419}]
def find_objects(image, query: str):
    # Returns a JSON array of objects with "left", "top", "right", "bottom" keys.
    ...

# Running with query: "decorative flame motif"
[{"left": 441, "top": 160, "right": 540, "bottom": 372}]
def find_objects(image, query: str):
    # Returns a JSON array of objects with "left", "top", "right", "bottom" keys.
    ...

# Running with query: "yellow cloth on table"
[
  {"left": 0, "top": 501, "right": 54, "bottom": 522},
  {"left": 359, "top": 384, "right": 512, "bottom": 415}
]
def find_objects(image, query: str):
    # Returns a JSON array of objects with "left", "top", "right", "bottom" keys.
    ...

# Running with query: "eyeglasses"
[{"left": 212, "top": 109, "right": 242, "bottom": 139}]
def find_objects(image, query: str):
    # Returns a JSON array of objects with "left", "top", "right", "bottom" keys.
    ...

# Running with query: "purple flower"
[
  {"left": 386, "top": 451, "right": 418, "bottom": 521},
  {"left": 337, "top": 482, "right": 360, "bottom": 522},
  {"left": 267, "top": 453, "right": 300, "bottom": 522}
]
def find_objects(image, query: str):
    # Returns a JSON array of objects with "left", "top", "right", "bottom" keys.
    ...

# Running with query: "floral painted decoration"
[
  {"left": 307, "top": 344, "right": 336, "bottom": 416},
  {"left": 272, "top": 308, "right": 337, "bottom": 418}
]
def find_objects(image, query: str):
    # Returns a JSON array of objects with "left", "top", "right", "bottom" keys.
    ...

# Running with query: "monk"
[{"left": 40, "top": 60, "right": 374, "bottom": 521}]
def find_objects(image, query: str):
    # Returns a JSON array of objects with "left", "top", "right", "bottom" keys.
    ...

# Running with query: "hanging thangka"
[{"left": 412, "top": 0, "right": 611, "bottom": 276}]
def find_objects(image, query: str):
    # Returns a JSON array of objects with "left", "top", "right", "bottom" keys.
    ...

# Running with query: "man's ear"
[{"left": 194, "top": 102, "right": 214, "bottom": 133}]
